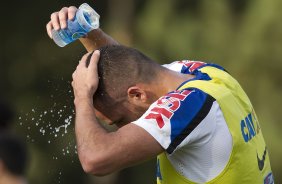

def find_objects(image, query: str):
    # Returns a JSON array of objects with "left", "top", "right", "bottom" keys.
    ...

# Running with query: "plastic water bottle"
[{"left": 52, "top": 3, "right": 100, "bottom": 47}]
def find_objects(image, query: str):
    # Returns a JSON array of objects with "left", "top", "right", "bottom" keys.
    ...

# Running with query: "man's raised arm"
[
  {"left": 46, "top": 6, "right": 118, "bottom": 52},
  {"left": 79, "top": 29, "right": 119, "bottom": 52},
  {"left": 71, "top": 51, "right": 163, "bottom": 175}
]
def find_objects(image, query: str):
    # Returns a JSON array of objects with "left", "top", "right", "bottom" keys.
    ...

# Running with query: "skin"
[
  {"left": 0, "top": 161, "right": 26, "bottom": 184},
  {"left": 47, "top": 7, "right": 195, "bottom": 176},
  {"left": 46, "top": 6, "right": 118, "bottom": 52}
]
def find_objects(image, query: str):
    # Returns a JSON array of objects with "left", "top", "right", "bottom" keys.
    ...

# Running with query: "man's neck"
[
  {"left": 136, "top": 68, "right": 195, "bottom": 106},
  {"left": 155, "top": 69, "right": 195, "bottom": 97}
]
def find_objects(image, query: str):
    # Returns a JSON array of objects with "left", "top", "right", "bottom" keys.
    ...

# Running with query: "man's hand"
[
  {"left": 46, "top": 6, "right": 77, "bottom": 39},
  {"left": 46, "top": 5, "right": 118, "bottom": 51},
  {"left": 72, "top": 50, "right": 100, "bottom": 104}
]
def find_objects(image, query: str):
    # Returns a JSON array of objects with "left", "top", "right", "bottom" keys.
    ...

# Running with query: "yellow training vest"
[{"left": 157, "top": 66, "right": 273, "bottom": 184}]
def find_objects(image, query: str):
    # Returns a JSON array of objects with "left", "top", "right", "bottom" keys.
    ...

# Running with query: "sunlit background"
[{"left": 1, "top": 0, "right": 282, "bottom": 183}]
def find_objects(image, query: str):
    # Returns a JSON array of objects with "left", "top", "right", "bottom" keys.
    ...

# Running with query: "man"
[
  {"left": 46, "top": 6, "right": 274, "bottom": 184},
  {"left": 0, "top": 100, "right": 14, "bottom": 130},
  {"left": 0, "top": 101, "right": 28, "bottom": 184},
  {"left": 0, "top": 133, "right": 28, "bottom": 184}
]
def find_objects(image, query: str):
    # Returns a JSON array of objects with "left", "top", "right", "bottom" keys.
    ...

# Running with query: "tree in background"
[{"left": 1, "top": 0, "right": 281, "bottom": 183}]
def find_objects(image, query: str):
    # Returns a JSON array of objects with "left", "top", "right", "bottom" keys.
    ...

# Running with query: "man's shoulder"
[
  {"left": 133, "top": 87, "right": 215, "bottom": 152},
  {"left": 162, "top": 60, "right": 226, "bottom": 74}
]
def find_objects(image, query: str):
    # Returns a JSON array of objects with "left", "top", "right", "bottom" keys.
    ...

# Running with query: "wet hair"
[
  {"left": 0, "top": 133, "right": 28, "bottom": 176},
  {"left": 94, "top": 45, "right": 163, "bottom": 105}
]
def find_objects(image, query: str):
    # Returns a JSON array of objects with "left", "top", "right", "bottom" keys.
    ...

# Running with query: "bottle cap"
[{"left": 77, "top": 3, "right": 100, "bottom": 32}]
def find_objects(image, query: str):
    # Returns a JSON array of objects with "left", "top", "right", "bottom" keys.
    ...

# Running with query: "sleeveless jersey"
[{"left": 133, "top": 61, "right": 274, "bottom": 183}]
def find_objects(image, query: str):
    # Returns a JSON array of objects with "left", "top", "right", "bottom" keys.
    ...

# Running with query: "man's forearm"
[
  {"left": 74, "top": 100, "right": 106, "bottom": 153},
  {"left": 79, "top": 28, "right": 119, "bottom": 52},
  {"left": 74, "top": 99, "right": 116, "bottom": 175}
]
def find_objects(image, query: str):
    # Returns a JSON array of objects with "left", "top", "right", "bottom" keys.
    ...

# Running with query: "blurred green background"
[{"left": 1, "top": 0, "right": 281, "bottom": 183}]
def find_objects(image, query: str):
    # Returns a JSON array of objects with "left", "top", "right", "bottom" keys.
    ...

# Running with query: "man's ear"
[{"left": 127, "top": 86, "right": 147, "bottom": 103}]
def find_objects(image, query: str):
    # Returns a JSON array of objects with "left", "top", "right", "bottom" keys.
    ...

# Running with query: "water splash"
[
  {"left": 16, "top": 69, "right": 82, "bottom": 184},
  {"left": 54, "top": 115, "right": 72, "bottom": 134},
  {"left": 17, "top": 78, "right": 77, "bottom": 159}
]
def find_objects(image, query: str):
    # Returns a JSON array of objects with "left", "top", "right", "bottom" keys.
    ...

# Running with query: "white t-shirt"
[{"left": 132, "top": 60, "right": 233, "bottom": 183}]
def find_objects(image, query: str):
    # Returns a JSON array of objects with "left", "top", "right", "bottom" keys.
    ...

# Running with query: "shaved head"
[
  {"left": 89, "top": 45, "right": 165, "bottom": 124},
  {"left": 94, "top": 45, "right": 163, "bottom": 106}
]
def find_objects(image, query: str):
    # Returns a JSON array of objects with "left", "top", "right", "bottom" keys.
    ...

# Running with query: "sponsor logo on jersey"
[
  {"left": 156, "top": 158, "right": 162, "bottom": 181},
  {"left": 257, "top": 147, "right": 267, "bottom": 171},
  {"left": 264, "top": 172, "right": 274, "bottom": 184},
  {"left": 178, "top": 60, "right": 206, "bottom": 73},
  {"left": 145, "top": 90, "right": 193, "bottom": 128},
  {"left": 240, "top": 112, "right": 260, "bottom": 142}
]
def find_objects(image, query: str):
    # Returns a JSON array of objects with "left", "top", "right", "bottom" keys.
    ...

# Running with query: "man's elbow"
[{"left": 80, "top": 155, "right": 114, "bottom": 176}]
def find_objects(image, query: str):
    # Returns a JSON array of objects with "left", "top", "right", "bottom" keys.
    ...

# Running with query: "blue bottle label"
[
  {"left": 52, "top": 3, "right": 100, "bottom": 47},
  {"left": 58, "top": 14, "right": 88, "bottom": 43}
]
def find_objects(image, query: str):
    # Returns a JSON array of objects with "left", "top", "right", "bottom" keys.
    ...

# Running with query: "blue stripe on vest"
[{"left": 167, "top": 89, "right": 215, "bottom": 154}]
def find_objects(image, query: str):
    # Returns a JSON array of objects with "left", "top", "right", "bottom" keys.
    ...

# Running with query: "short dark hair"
[
  {"left": 94, "top": 45, "right": 163, "bottom": 105},
  {"left": 0, "top": 133, "right": 28, "bottom": 176}
]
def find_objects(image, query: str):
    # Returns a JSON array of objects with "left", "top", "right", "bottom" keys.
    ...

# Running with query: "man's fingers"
[
  {"left": 68, "top": 6, "right": 77, "bottom": 20},
  {"left": 50, "top": 12, "right": 60, "bottom": 30},
  {"left": 76, "top": 50, "right": 99, "bottom": 70},
  {"left": 47, "top": 6, "right": 78, "bottom": 38},
  {"left": 46, "top": 21, "right": 53, "bottom": 39},
  {"left": 85, "top": 52, "right": 94, "bottom": 67},
  {"left": 72, "top": 70, "right": 77, "bottom": 79},
  {"left": 79, "top": 52, "right": 92, "bottom": 68},
  {"left": 88, "top": 50, "right": 100, "bottom": 70},
  {"left": 59, "top": 7, "right": 68, "bottom": 29}
]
